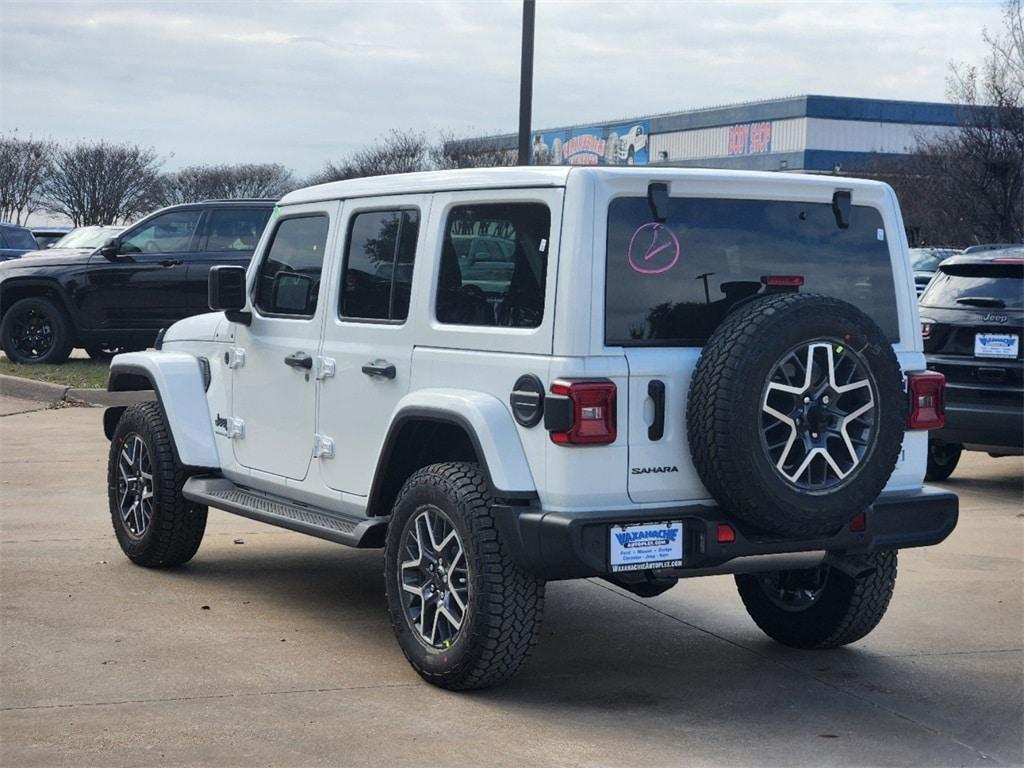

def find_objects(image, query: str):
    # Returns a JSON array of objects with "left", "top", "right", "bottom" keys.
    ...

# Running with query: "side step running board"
[{"left": 182, "top": 476, "right": 387, "bottom": 548}]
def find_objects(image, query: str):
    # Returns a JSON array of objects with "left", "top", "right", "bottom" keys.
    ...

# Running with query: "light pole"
[{"left": 517, "top": 0, "right": 536, "bottom": 166}]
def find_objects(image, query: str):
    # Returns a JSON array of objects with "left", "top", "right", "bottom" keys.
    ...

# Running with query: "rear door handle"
[
  {"left": 361, "top": 359, "right": 396, "bottom": 379},
  {"left": 284, "top": 352, "right": 313, "bottom": 370},
  {"left": 159, "top": 258, "right": 183, "bottom": 267},
  {"left": 648, "top": 379, "right": 666, "bottom": 441}
]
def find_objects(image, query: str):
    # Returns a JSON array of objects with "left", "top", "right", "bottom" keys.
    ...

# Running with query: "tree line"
[{"left": 0, "top": 129, "right": 513, "bottom": 228}]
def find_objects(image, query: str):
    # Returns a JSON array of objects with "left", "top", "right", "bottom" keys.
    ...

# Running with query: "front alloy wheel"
[
  {"left": 399, "top": 506, "right": 470, "bottom": 649},
  {"left": 115, "top": 433, "right": 154, "bottom": 538}
]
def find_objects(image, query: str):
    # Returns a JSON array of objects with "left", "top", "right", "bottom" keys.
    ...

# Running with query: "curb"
[{"left": 0, "top": 374, "right": 155, "bottom": 407}]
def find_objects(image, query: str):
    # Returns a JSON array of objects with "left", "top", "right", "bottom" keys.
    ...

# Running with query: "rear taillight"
[
  {"left": 546, "top": 379, "right": 617, "bottom": 445},
  {"left": 907, "top": 372, "right": 945, "bottom": 430}
]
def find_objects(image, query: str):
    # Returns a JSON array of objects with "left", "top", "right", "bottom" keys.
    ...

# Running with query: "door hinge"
[
  {"left": 316, "top": 356, "right": 336, "bottom": 380},
  {"left": 226, "top": 347, "right": 246, "bottom": 369},
  {"left": 313, "top": 434, "right": 335, "bottom": 459},
  {"left": 225, "top": 417, "right": 245, "bottom": 440}
]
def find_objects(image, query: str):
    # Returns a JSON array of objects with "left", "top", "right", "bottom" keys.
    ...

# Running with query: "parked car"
[
  {"left": 30, "top": 227, "right": 72, "bottom": 250},
  {"left": 0, "top": 223, "right": 39, "bottom": 261},
  {"left": 101, "top": 167, "right": 955, "bottom": 691},
  {"left": 909, "top": 246, "right": 959, "bottom": 297},
  {"left": 18, "top": 226, "right": 126, "bottom": 259},
  {"left": 920, "top": 247, "right": 1024, "bottom": 479},
  {"left": 0, "top": 200, "right": 274, "bottom": 363}
]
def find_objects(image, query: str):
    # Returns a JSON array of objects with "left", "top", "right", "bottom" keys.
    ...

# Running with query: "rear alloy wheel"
[
  {"left": 0, "top": 297, "right": 74, "bottom": 364},
  {"left": 736, "top": 550, "right": 898, "bottom": 649},
  {"left": 384, "top": 462, "right": 545, "bottom": 690},
  {"left": 925, "top": 440, "right": 962, "bottom": 481}
]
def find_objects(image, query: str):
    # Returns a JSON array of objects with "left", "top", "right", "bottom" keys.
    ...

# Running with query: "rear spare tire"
[{"left": 686, "top": 293, "right": 905, "bottom": 538}]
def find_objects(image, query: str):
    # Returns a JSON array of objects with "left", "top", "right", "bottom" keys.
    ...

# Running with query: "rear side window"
[
  {"left": 202, "top": 208, "right": 271, "bottom": 252},
  {"left": 340, "top": 209, "right": 420, "bottom": 322},
  {"left": 436, "top": 203, "right": 550, "bottom": 328},
  {"left": 921, "top": 263, "right": 1024, "bottom": 310},
  {"left": 254, "top": 215, "right": 329, "bottom": 317},
  {"left": 605, "top": 197, "right": 899, "bottom": 346}
]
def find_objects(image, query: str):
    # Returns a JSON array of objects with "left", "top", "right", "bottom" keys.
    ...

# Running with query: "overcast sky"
[{"left": 0, "top": 0, "right": 1004, "bottom": 176}]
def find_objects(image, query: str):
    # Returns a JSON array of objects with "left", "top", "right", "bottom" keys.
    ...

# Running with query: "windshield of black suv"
[
  {"left": 920, "top": 260, "right": 1024, "bottom": 310},
  {"left": 52, "top": 226, "right": 125, "bottom": 249},
  {"left": 605, "top": 196, "right": 899, "bottom": 346}
]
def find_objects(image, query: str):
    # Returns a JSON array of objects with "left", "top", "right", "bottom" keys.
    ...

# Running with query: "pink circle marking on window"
[{"left": 627, "top": 223, "right": 680, "bottom": 275}]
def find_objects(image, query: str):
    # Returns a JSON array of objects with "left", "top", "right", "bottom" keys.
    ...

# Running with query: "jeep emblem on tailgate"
[{"left": 982, "top": 313, "right": 1008, "bottom": 323}]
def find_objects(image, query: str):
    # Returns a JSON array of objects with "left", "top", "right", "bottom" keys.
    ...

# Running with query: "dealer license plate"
[
  {"left": 609, "top": 520, "right": 684, "bottom": 573},
  {"left": 975, "top": 332, "right": 1019, "bottom": 359}
]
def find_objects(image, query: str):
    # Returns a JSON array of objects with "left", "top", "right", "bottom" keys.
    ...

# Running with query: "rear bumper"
[
  {"left": 934, "top": 398, "right": 1024, "bottom": 450},
  {"left": 494, "top": 487, "right": 958, "bottom": 581}
]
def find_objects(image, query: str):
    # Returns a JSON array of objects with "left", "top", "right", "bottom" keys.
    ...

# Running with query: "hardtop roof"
[{"left": 279, "top": 165, "right": 892, "bottom": 206}]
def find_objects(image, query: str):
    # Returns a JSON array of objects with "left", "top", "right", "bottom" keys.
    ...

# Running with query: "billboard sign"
[
  {"left": 531, "top": 120, "right": 650, "bottom": 166},
  {"left": 727, "top": 121, "right": 773, "bottom": 156}
]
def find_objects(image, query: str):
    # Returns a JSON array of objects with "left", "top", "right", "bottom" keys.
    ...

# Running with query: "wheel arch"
[
  {"left": 367, "top": 391, "right": 538, "bottom": 517},
  {"left": 106, "top": 351, "right": 219, "bottom": 469},
  {"left": 0, "top": 277, "right": 80, "bottom": 326}
]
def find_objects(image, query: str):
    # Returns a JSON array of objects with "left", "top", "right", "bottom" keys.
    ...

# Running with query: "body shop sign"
[{"left": 727, "top": 121, "right": 773, "bottom": 156}]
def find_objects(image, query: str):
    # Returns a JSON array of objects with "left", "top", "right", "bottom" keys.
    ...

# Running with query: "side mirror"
[
  {"left": 209, "top": 265, "right": 250, "bottom": 324},
  {"left": 99, "top": 238, "right": 120, "bottom": 259}
]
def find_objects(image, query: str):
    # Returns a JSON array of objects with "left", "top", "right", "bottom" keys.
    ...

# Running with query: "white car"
[
  {"left": 610, "top": 124, "right": 647, "bottom": 165},
  {"left": 103, "top": 167, "right": 958, "bottom": 690}
]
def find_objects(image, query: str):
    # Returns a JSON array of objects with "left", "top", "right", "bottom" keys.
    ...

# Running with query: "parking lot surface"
[{"left": 1, "top": 405, "right": 1021, "bottom": 767}]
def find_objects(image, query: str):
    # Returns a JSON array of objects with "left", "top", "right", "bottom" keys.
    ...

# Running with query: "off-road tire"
[
  {"left": 736, "top": 550, "right": 897, "bottom": 649},
  {"left": 384, "top": 462, "right": 545, "bottom": 690},
  {"left": 107, "top": 401, "right": 207, "bottom": 567},
  {"left": 686, "top": 293, "right": 906, "bottom": 538},
  {"left": 0, "top": 296, "right": 75, "bottom": 364},
  {"left": 926, "top": 440, "right": 962, "bottom": 481}
]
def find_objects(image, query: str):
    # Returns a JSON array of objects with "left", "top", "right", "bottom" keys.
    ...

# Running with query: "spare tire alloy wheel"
[
  {"left": 687, "top": 293, "right": 905, "bottom": 538},
  {"left": 761, "top": 340, "right": 877, "bottom": 490},
  {"left": 399, "top": 506, "right": 470, "bottom": 649}
]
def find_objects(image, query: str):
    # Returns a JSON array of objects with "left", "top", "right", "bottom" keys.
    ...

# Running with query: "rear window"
[
  {"left": 605, "top": 197, "right": 899, "bottom": 346},
  {"left": 921, "top": 263, "right": 1024, "bottom": 310},
  {"left": 2, "top": 228, "right": 38, "bottom": 250}
]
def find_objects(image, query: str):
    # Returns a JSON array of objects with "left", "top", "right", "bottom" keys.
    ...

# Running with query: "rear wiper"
[{"left": 955, "top": 297, "right": 1006, "bottom": 308}]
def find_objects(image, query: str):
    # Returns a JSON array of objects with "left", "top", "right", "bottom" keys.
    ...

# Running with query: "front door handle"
[
  {"left": 361, "top": 359, "right": 396, "bottom": 379},
  {"left": 284, "top": 351, "right": 313, "bottom": 370},
  {"left": 159, "top": 258, "right": 183, "bottom": 267}
]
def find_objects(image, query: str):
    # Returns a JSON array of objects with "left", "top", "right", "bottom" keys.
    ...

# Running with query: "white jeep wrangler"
[{"left": 104, "top": 167, "right": 958, "bottom": 690}]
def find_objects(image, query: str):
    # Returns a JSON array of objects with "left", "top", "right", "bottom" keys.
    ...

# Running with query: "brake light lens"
[
  {"left": 716, "top": 523, "right": 736, "bottom": 544},
  {"left": 762, "top": 275, "right": 804, "bottom": 287},
  {"left": 907, "top": 372, "right": 945, "bottom": 430},
  {"left": 992, "top": 257, "right": 1024, "bottom": 264},
  {"left": 548, "top": 379, "right": 617, "bottom": 445}
]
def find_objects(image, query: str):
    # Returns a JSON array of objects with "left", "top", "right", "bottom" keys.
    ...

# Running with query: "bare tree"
[
  {"left": 432, "top": 132, "right": 518, "bottom": 169},
  {"left": 908, "top": 0, "right": 1024, "bottom": 245},
  {"left": 308, "top": 130, "right": 434, "bottom": 184},
  {"left": 163, "top": 162, "right": 296, "bottom": 204},
  {"left": 44, "top": 141, "right": 164, "bottom": 226},
  {"left": 0, "top": 133, "right": 52, "bottom": 225}
]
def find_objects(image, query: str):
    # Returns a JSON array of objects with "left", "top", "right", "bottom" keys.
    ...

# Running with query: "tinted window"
[
  {"left": 2, "top": 228, "right": 38, "bottom": 250},
  {"left": 921, "top": 263, "right": 1024, "bottom": 310},
  {"left": 120, "top": 210, "right": 202, "bottom": 254},
  {"left": 203, "top": 208, "right": 271, "bottom": 252},
  {"left": 341, "top": 209, "right": 419, "bottom": 321},
  {"left": 254, "top": 215, "right": 329, "bottom": 317},
  {"left": 605, "top": 197, "right": 899, "bottom": 346},
  {"left": 437, "top": 203, "right": 550, "bottom": 328}
]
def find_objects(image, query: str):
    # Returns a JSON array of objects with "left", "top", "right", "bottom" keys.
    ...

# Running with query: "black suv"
[
  {"left": 920, "top": 247, "right": 1023, "bottom": 479},
  {"left": 0, "top": 200, "right": 274, "bottom": 363}
]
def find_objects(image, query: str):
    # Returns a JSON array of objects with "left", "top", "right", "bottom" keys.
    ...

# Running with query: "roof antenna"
[{"left": 648, "top": 182, "right": 669, "bottom": 223}]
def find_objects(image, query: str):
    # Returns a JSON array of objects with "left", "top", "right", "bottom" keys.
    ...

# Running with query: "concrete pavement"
[{"left": 1, "top": 406, "right": 1021, "bottom": 767}]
